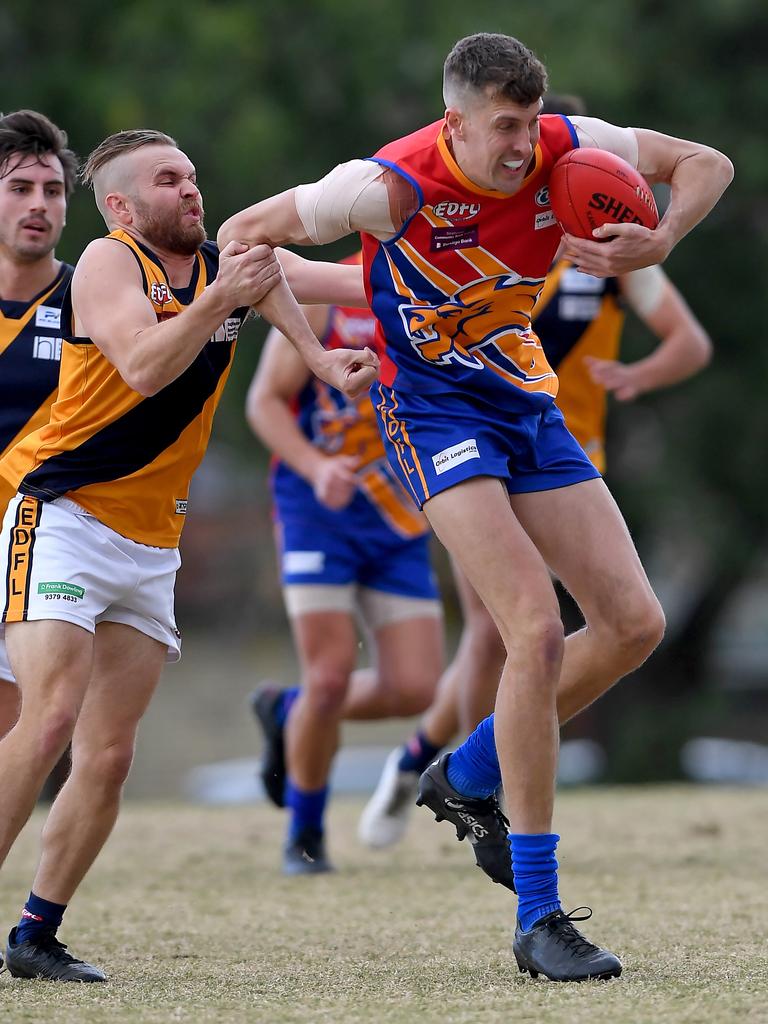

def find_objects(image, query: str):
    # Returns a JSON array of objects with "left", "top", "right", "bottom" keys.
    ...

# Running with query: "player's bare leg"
[
  {"left": 511, "top": 477, "right": 665, "bottom": 724},
  {"left": 344, "top": 610, "right": 443, "bottom": 849},
  {"left": 31, "top": 623, "right": 166, "bottom": 904},
  {"left": 0, "top": 621, "right": 93, "bottom": 869},
  {"left": 340, "top": 611, "right": 443, "bottom": 720},
  {"left": 3, "top": 622, "right": 166, "bottom": 982},
  {"left": 425, "top": 477, "right": 563, "bottom": 834},
  {"left": 422, "top": 476, "right": 661, "bottom": 980}
]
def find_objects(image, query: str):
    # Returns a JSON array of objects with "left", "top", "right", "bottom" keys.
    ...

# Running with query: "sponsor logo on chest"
[
  {"left": 432, "top": 200, "right": 481, "bottom": 222},
  {"left": 35, "top": 305, "right": 61, "bottom": 327},
  {"left": 151, "top": 283, "right": 172, "bottom": 305},
  {"left": 32, "top": 306, "right": 63, "bottom": 361}
]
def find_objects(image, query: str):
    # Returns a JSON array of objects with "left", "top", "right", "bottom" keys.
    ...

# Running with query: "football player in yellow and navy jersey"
[
  {"left": 0, "top": 128, "right": 378, "bottom": 983},
  {"left": 0, "top": 110, "right": 77, "bottom": 744},
  {"left": 247, "top": 254, "right": 443, "bottom": 874},
  {"left": 360, "top": 94, "right": 713, "bottom": 851},
  {"left": 220, "top": 33, "right": 732, "bottom": 979}
]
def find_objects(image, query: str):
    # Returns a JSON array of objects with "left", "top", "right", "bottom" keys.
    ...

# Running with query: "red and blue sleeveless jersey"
[
  {"left": 361, "top": 114, "right": 578, "bottom": 413},
  {"left": 272, "top": 291, "right": 428, "bottom": 540}
]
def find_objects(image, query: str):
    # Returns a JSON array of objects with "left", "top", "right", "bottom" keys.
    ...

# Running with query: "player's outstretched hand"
[
  {"left": 313, "top": 346, "right": 380, "bottom": 399},
  {"left": 563, "top": 223, "right": 672, "bottom": 277},
  {"left": 216, "top": 241, "right": 283, "bottom": 307},
  {"left": 311, "top": 455, "right": 360, "bottom": 510},
  {"left": 585, "top": 356, "right": 642, "bottom": 401}
]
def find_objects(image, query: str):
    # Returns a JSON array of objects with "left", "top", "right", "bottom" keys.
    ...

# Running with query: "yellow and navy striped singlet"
[{"left": 0, "top": 232, "right": 247, "bottom": 547}]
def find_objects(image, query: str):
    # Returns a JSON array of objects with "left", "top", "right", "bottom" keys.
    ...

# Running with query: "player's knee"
[
  {"left": 381, "top": 670, "right": 436, "bottom": 716},
  {"left": 499, "top": 613, "right": 564, "bottom": 681},
  {"left": 77, "top": 740, "right": 136, "bottom": 792},
  {"left": 617, "top": 595, "right": 666, "bottom": 665},
  {"left": 304, "top": 666, "right": 352, "bottom": 716}
]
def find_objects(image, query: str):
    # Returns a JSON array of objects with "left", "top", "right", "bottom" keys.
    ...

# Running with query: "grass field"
[{"left": 1, "top": 787, "right": 766, "bottom": 1023}]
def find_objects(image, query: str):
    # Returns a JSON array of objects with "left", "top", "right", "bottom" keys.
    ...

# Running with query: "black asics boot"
[
  {"left": 5, "top": 928, "right": 107, "bottom": 982},
  {"left": 283, "top": 827, "right": 334, "bottom": 876},
  {"left": 513, "top": 908, "right": 622, "bottom": 981},
  {"left": 416, "top": 753, "right": 515, "bottom": 892},
  {"left": 250, "top": 685, "right": 287, "bottom": 808}
]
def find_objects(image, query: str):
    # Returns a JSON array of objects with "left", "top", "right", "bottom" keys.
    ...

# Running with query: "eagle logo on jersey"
[{"left": 398, "top": 273, "right": 553, "bottom": 387}]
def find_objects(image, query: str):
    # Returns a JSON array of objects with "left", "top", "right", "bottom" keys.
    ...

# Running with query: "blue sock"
[
  {"left": 14, "top": 891, "right": 67, "bottom": 944},
  {"left": 398, "top": 730, "right": 442, "bottom": 774},
  {"left": 276, "top": 686, "right": 300, "bottom": 727},
  {"left": 445, "top": 714, "right": 501, "bottom": 798},
  {"left": 285, "top": 780, "right": 329, "bottom": 841},
  {"left": 509, "top": 833, "right": 562, "bottom": 932}
]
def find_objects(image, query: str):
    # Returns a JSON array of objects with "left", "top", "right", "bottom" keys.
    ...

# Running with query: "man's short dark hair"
[
  {"left": 443, "top": 33, "right": 548, "bottom": 107},
  {"left": 0, "top": 109, "right": 78, "bottom": 197}
]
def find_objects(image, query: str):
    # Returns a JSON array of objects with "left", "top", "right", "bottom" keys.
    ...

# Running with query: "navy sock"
[
  {"left": 285, "top": 780, "right": 329, "bottom": 841},
  {"left": 445, "top": 714, "right": 501, "bottom": 798},
  {"left": 398, "top": 730, "right": 442, "bottom": 774},
  {"left": 276, "top": 686, "right": 300, "bottom": 727},
  {"left": 509, "top": 833, "right": 562, "bottom": 932},
  {"left": 14, "top": 891, "right": 67, "bottom": 945}
]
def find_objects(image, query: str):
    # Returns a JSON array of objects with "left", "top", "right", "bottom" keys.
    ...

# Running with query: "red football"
[{"left": 549, "top": 148, "right": 659, "bottom": 239}]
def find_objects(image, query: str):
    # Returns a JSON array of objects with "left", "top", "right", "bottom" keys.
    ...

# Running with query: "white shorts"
[{"left": 0, "top": 494, "right": 182, "bottom": 663}]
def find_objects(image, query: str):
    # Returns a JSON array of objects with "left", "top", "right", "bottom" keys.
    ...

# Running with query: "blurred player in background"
[
  {"left": 0, "top": 129, "right": 377, "bottom": 983},
  {"left": 219, "top": 31, "right": 731, "bottom": 981},
  {"left": 0, "top": 110, "right": 77, "bottom": 740},
  {"left": 248, "top": 253, "right": 443, "bottom": 875},
  {"left": 359, "top": 93, "right": 713, "bottom": 849}
]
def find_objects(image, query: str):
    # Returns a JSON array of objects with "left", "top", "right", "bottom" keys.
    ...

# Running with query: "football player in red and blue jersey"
[
  {"left": 219, "top": 32, "right": 732, "bottom": 980},
  {"left": 247, "top": 255, "right": 443, "bottom": 874},
  {"left": 359, "top": 92, "right": 713, "bottom": 854}
]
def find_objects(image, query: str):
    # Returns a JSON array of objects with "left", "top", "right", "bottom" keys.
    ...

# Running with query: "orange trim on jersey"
[
  {"left": 357, "top": 464, "right": 427, "bottom": 538},
  {"left": 396, "top": 238, "right": 460, "bottom": 294},
  {"left": 2, "top": 495, "right": 42, "bottom": 622},
  {"left": 436, "top": 129, "right": 543, "bottom": 199},
  {"left": 375, "top": 384, "right": 430, "bottom": 503}
]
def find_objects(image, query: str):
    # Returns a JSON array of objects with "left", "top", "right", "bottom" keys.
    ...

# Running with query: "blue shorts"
[
  {"left": 373, "top": 383, "right": 600, "bottom": 509},
  {"left": 276, "top": 515, "right": 438, "bottom": 600}
]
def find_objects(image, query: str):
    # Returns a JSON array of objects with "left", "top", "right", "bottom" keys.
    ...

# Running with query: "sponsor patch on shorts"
[
  {"left": 432, "top": 438, "right": 480, "bottom": 475},
  {"left": 175, "top": 500, "right": 188, "bottom": 515},
  {"left": 38, "top": 581, "right": 85, "bottom": 599},
  {"left": 283, "top": 551, "right": 325, "bottom": 575}
]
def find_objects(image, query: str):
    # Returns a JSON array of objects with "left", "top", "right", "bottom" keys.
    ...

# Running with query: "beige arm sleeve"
[
  {"left": 620, "top": 265, "right": 667, "bottom": 317},
  {"left": 294, "top": 160, "right": 399, "bottom": 243},
  {"left": 570, "top": 116, "right": 640, "bottom": 169}
]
